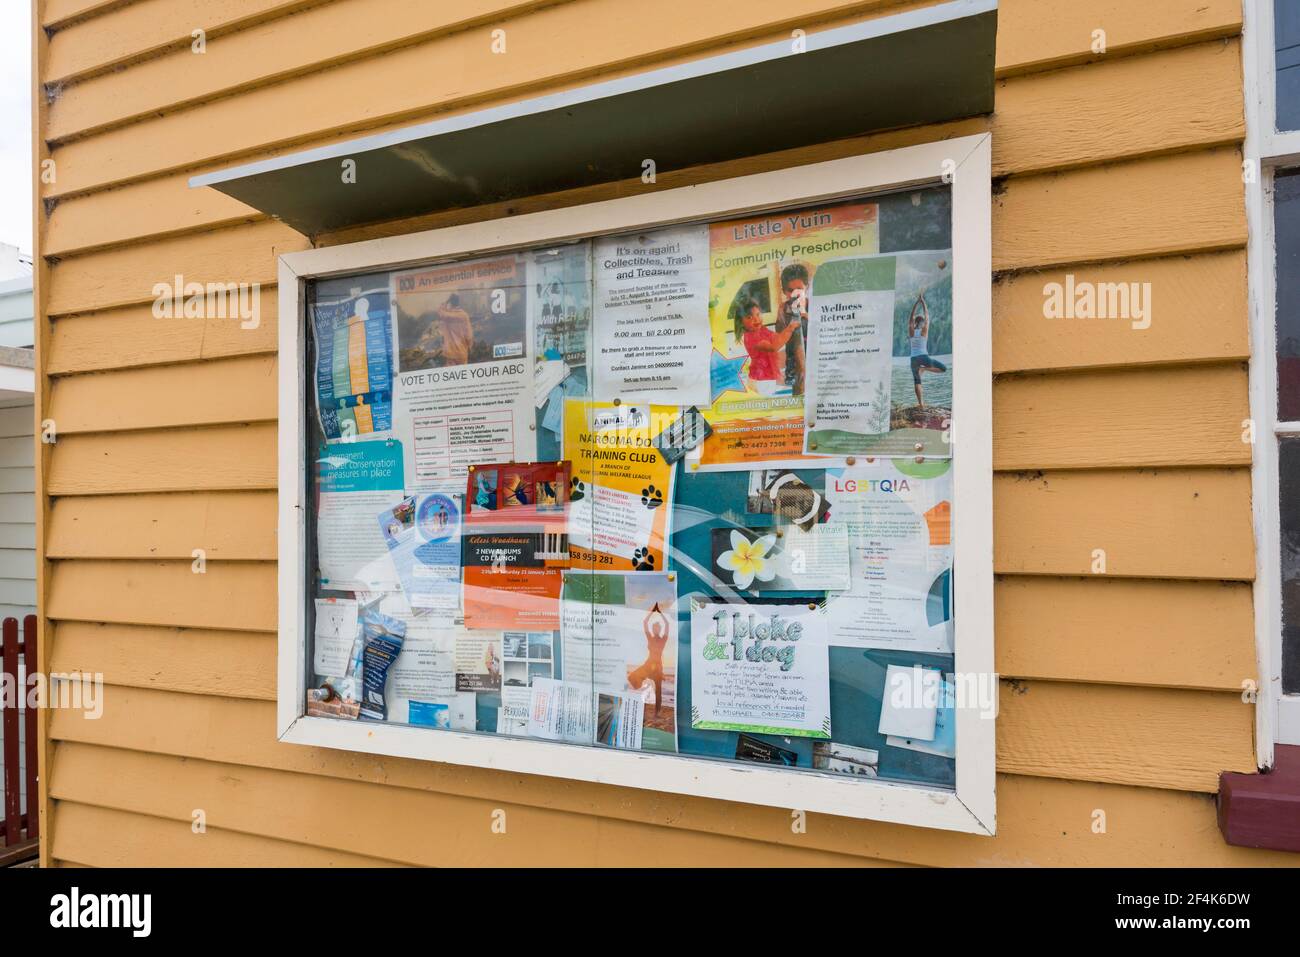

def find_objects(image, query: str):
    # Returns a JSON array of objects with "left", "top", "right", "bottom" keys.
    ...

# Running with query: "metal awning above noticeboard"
[{"left": 190, "top": 0, "right": 997, "bottom": 237}]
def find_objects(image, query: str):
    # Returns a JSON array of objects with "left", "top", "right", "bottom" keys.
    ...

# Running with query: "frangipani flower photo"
[{"left": 716, "top": 530, "right": 778, "bottom": 590}]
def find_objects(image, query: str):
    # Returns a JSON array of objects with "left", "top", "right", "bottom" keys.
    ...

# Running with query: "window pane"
[
  {"left": 302, "top": 186, "right": 962, "bottom": 789},
  {"left": 1282, "top": 437, "right": 1300, "bottom": 694},
  {"left": 1275, "top": 169, "right": 1300, "bottom": 419},
  {"left": 1278, "top": 0, "right": 1300, "bottom": 131}
]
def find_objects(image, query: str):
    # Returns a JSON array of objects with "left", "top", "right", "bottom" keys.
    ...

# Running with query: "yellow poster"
[
  {"left": 562, "top": 398, "right": 676, "bottom": 573},
  {"left": 700, "top": 201, "right": 879, "bottom": 470}
]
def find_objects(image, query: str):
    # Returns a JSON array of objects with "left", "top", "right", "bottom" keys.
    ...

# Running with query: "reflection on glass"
[
  {"left": 1276, "top": 171, "right": 1300, "bottom": 420},
  {"left": 1279, "top": 0, "right": 1300, "bottom": 132},
  {"left": 1280, "top": 438, "right": 1300, "bottom": 694},
  {"left": 303, "top": 187, "right": 962, "bottom": 790}
]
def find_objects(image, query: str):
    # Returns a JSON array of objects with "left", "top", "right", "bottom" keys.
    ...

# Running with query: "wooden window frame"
[
  {"left": 1245, "top": 0, "right": 1300, "bottom": 756},
  {"left": 274, "top": 135, "right": 996, "bottom": 833}
]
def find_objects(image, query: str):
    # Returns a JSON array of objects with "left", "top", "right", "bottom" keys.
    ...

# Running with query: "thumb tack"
[
  {"left": 914, "top": 442, "right": 924, "bottom": 451},
  {"left": 613, "top": 398, "right": 621, "bottom": 407},
  {"left": 915, "top": 455, "right": 925, "bottom": 463},
  {"left": 845, "top": 456, "right": 856, "bottom": 466}
]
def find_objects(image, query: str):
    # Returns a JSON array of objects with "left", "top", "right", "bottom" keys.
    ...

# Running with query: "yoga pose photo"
[
  {"left": 907, "top": 293, "right": 947, "bottom": 409},
  {"left": 627, "top": 602, "right": 671, "bottom": 716}
]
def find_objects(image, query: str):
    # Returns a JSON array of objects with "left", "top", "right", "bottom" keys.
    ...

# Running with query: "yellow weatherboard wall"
[{"left": 29, "top": 0, "right": 1297, "bottom": 865}]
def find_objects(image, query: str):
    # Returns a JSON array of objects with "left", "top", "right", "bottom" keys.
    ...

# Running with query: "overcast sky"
[{"left": 0, "top": 3, "right": 32, "bottom": 255}]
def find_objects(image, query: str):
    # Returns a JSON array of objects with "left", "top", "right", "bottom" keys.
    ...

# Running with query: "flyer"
[
  {"left": 463, "top": 460, "right": 571, "bottom": 561},
  {"left": 562, "top": 398, "right": 675, "bottom": 573},
  {"left": 690, "top": 600, "right": 831, "bottom": 738},
  {"left": 313, "top": 598, "right": 359, "bottom": 677},
  {"left": 592, "top": 225, "right": 711, "bottom": 404},
  {"left": 530, "top": 243, "right": 591, "bottom": 369},
  {"left": 312, "top": 278, "right": 394, "bottom": 440},
  {"left": 461, "top": 532, "right": 564, "bottom": 630},
  {"left": 560, "top": 571, "right": 677, "bottom": 752},
  {"left": 408, "top": 692, "right": 476, "bottom": 731},
  {"left": 699, "top": 201, "right": 878, "bottom": 470},
  {"left": 805, "top": 250, "right": 954, "bottom": 456},
  {"left": 527, "top": 677, "right": 594, "bottom": 744},
  {"left": 823, "top": 458, "right": 954, "bottom": 652},
  {"left": 316, "top": 440, "right": 405, "bottom": 592},
  {"left": 387, "top": 625, "right": 457, "bottom": 700},
  {"left": 710, "top": 525, "right": 851, "bottom": 593},
  {"left": 803, "top": 254, "right": 897, "bottom": 450},
  {"left": 390, "top": 254, "right": 536, "bottom": 487},
  {"left": 595, "top": 691, "right": 644, "bottom": 749},
  {"left": 453, "top": 627, "right": 504, "bottom": 692},
  {"left": 376, "top": 492, "right": 462, "bottom": 618}
]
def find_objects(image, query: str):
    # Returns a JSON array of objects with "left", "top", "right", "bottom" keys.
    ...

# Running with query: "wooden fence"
[{"left": 1, "top": 616, "right": 38, "bottom": 866}]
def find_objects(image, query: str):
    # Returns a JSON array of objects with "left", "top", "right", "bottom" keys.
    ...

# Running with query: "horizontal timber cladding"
[{"left": 32, "top": 0, "right": 1279, "bottom": 866}]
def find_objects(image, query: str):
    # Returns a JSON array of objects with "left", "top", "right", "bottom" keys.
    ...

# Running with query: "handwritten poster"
[{"left": 690, "top": 601, "right": 830, "bottom": 738}]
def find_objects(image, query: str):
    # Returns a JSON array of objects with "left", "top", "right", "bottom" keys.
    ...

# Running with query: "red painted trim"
[{"left": 1218, "top": 744, "right": 1300, "bottom": 853}]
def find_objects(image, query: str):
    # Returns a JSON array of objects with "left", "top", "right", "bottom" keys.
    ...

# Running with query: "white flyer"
[
  {"left": 824, "top": 459, "right": 954, "bottom": 652},
  {"left": 313, "top": 598, "right": 359, "bottom": 677},
  {"left": 592, "top": 225, "right": 711, "bottom": 404}
]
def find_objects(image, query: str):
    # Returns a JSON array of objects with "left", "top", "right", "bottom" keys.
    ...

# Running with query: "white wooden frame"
[
  {"left": 276, "top": 135, "right": 996, "bottom": 833},
  {"left": 1244, "top": 0, "right": 1300, "bottom": 755}
]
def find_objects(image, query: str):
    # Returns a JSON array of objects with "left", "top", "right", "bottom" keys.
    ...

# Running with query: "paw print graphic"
[
  {"left": 640, "top": 484, "right": 663, "bottom": 509},
  {"left": 632, "top": 547, "right": 656, "bottom": 571},
  {"left": 570, "top": 477, "right": 586, "bottom": 502}
]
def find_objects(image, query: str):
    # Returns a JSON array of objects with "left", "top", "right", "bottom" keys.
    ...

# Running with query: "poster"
[
  {"left": 312, "top": 278, "right": 394, "bottom": 440},
  {"left": 803, "top": 254, "right": 896, "bottom": 450},
  {"left": 313, "top": 598, "right": 359, "bottom": 677},
  {"left": 390, "top": 254, "right": 536, "bottom": 488},
  {"left": 453, "top": 627, "right": 504, "bottom": 692},
  {"left": 690, "top": 601, "right": 831, "bottom": 738},
  {"left": 463, "top": 460, "right": 571, "bottom": 561},
  {"left": 316, "top": 440, "right": 405, "bottom": 592},
  {"left": 591, "top": 226, "right": 711, "bottom": 404},
  {"left": 387, "top": 619, "right": 457, "bottom": 701},
  {"left": 562, "top": 398, "right": 675, "bottom": 573},
  {"left": 530, "top": 242, "right": 591, "bottom": 375},
  {"left": 806, "top": 250, "right": 954, "bottom": 456},
  {"left": 560, "top": 572, "right": 678, "bottom": 752},
  {"left": 376, "top": 492, "right": 462, "bottom": 618},
  {"left": 710, "top": 525, "right": 851, "bottom": 593},
  {"left": 461, "top": 531, "right": 563, "bottom": 631},
  {"left": 699, "top": 201, "right": 878, "bottom": 470},
  {"left": 527, "top": 677, "right": 594, "bottom": 744},
  {"left": 823, "top": 459, "right": 954, "bottom": 652}
]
